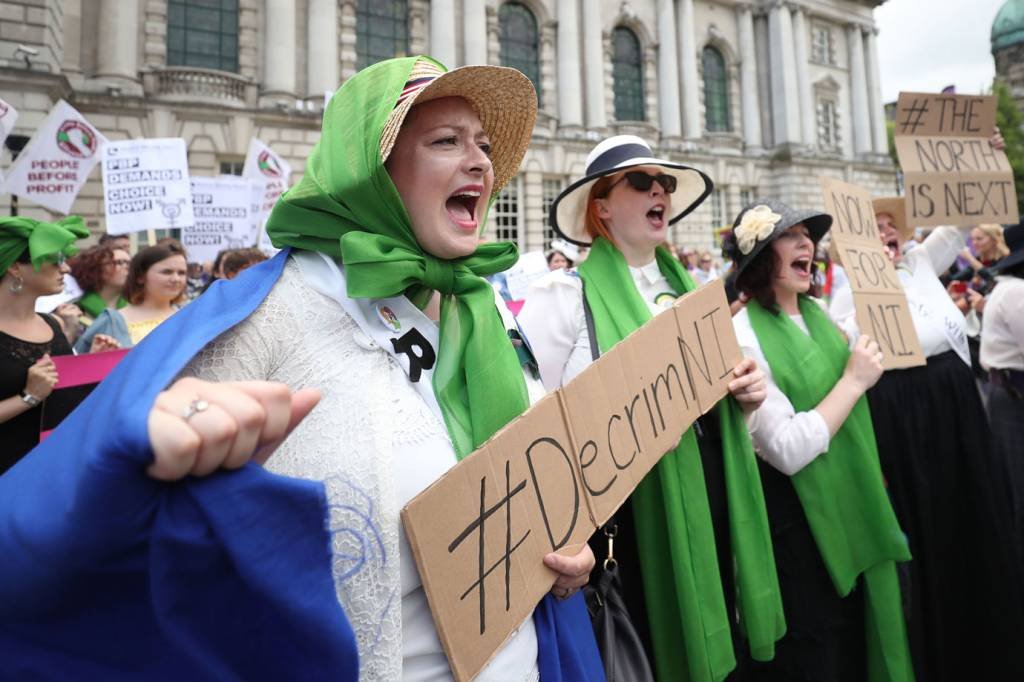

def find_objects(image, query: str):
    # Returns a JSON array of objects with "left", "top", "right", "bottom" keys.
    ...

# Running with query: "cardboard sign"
[
  {"left": 5, "top": 100, "right": 108, "bottom": 214},
  {"left": 821, "top": 177, "right": 925, "bottom": 369},
  {"left": 101, "top": 138, "right": 195, "bottom": 235},
  {"left": 184, "top": 176, "right": 259, "bottom": 263},
  {"left": 402, "top": 278, "right": 741, "bottom": 681},
  {"left": 242, "top": 137, "right": 291, "bottom": 253},
  {"left": 894, "top": 92, "right": 1018, "bottom": 227},
  {"left": 0, "top": 96, "right": 18, "bottom": 188}
]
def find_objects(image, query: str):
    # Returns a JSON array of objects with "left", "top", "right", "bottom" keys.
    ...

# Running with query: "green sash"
[
  {"left": 579, "top": 237, "right": 785, "bottom": 681},
  {"left": 747, "top": 296, "right": 914, "bottom": 682}
]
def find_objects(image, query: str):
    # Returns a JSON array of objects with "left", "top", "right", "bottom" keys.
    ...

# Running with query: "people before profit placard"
[
  {"left": 0, "top": 216, "right": 87, "bottom": 474},
  {"left": 0, "top": 56, "right": 604, "bottom": 681},
  {"left": 979, "top": 222, "right": 1024, "bottom": 575},
  {"left": 518, "top": 134, "right": 785, "bottom": 682},
  {"left": 728, "top": 199, "right": 914, "bottom": 681},
  {"left": 74, "top": 243, "right": 187, "bottom": 353},
  {"left": 829, "top": 190, "right": 1024, "bottom": 679}
]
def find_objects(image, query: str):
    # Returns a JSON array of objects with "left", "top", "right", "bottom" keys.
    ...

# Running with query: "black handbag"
[{"left": 584, "top": 522, "right": 655, "bottom": 682}]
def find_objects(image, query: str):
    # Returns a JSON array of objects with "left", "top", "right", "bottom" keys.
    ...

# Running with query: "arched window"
[
  {"left": 167, "top": 0, "right": 239, "bottom": 72},
  {"left": 499, "top": 2, "right": 540, "bottom": 97},
  {"left": 612, "top": 27, "right": 644, "bottom": 122},
  {"left": 356, "top": 0, "right": 409, "bottom": 69},
  {"left": 702, "top": 46, "right": 730, "bottom": 132}
]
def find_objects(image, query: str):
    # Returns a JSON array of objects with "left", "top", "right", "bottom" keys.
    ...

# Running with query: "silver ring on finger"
[{"left": 182, "top": 398, "right": 210, "bottom": 422}]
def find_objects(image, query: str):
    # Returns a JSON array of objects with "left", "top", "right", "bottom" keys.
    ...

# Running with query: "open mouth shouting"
[
  {"left": 790, "top": 255, "right": 813, "bottom": 280},
  {"left": 646, "top": 203, "right": 667, "bottom": 229},
  {"left": 446, "top": 184, "right": 483, "bottom": 231}
]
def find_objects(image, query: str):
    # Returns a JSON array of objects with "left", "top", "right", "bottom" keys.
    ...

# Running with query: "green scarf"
[
  {"left": 264, "top": 56, "right": 527, "bottom": 458},
  {"left": 747, "top": 296, "right": 914, "bottom": 682},
  {"left": 0, "top": 216, "right": 88, "bottom": 274},
  {"left": 578, "top": 237, "right": 785, "bottom": 682},
  {"left": 78, "top": 291, "right": 127, "bottom": 319}
]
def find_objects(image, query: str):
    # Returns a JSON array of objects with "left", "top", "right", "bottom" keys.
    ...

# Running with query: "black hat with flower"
[{"left": 726, "top": 198, "right": 832, "bottom": 276}]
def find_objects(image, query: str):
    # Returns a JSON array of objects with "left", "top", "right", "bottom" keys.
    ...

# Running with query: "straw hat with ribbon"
[
  {"left": 872, "top": 197, "right": 912, "bottom": 240},
  {"left": 549, "top": 135, "right": 713, "bottom": 246}
]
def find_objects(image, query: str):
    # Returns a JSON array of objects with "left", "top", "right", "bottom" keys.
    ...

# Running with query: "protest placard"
[
  {"left": 100, "top": 138, "right": 194, "bottom": 235},
  {"left": 821, "top": 177, "right": 925, "bottom": 369},
  {"left": 503, "top": 250, "right": 549, "bottom": 301},
  {"left": 184, "top": 176, "right": 257, "bottom": 263},
  {"left": 0, "top": 96, "right": 18, "bottom": 187},
  {"left": 402, "top": 278, "right": 741, "bottom": 681},
  {"left": 4, "top": 100, "right": 108, "bottom": 214},
  {"left": 40, "top": 349, "right": 130, "bottom": 441},
  {"left": 242, "top": 137, "right": 291, "bottom": 252},
  {"left": 894, "top": 91, "right": 1018, "bottom": 227}
]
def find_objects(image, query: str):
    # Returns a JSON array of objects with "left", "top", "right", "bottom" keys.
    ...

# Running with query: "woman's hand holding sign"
[
  {"left": 544, "top": 544, "right": 595, "bottom": 600},
  {"left": 728, "top": 357, "right": 768, "bottom": 413}
]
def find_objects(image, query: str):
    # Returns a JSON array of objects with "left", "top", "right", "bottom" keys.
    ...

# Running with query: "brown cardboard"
[
  {"left": 853, "top": 292, "right": 926, "bottom": 370},
  {"left": 401, "top": 279, "right": 741, "bottom": 681},
  {"left": 820, "top": 177, "right": 926, "bottom": 369},
  {"left": 894, "top": 92, "right": 996, "bottom": 137},
  {"left": 893, "top": 92, "right": 1019, "bottom": 227}
]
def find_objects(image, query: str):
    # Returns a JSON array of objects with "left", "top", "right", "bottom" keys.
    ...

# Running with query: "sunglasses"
[{"left": 610, "top": 171, "right": 678, "bottom": 194}]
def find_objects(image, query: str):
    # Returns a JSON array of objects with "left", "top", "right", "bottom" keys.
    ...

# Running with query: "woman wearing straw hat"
[
  {"left": 518, "top": 135, "right": 785, "bottom": 682},
  {"left": 728, "top": 200, "right": 913, "bottom": 682},
  {"left": 829, "top": 195, "right": 1024, "bottom": 681},
  {"left": 0, "top": 57, "right": 602, "bottom": 681}
]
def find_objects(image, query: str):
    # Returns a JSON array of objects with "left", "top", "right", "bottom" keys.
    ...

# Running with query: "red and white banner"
[
  {"left": 0, "top": 96, "right": 18, "bottom": 188},
  {"left": 242, "top": 137, "right": 291, "bottom": 254},
  {"left": 5, "top": 100, "right": 108, "bottom": 214}
]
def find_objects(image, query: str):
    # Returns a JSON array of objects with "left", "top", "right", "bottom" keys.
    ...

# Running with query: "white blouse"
[
  {"left": 830, "top": 226, "right": 970, "bottom": 365},
  {"left": 181, "top": 256, "right": 539, "bottom": 682},
  {"left": 732, "top": 305, "right": 832, "bottom": 476},
  {"left": 517, "top": 260, "right": 681, "bottom": 391},
  {"left": 981, "top": 276, "right": 1024, "bottom": 372}
]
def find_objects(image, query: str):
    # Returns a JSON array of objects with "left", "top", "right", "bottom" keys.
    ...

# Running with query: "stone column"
[
  {"left": 429, "top": 0, "right": 456, "bottom": 67},
  {"left": 677, "top": 0, "right": 702, "bottom": 139},
  {"left": 583, "top": 0, "right": 606, "bottom": 128},
  {"left": 463, "top": 0, "right": 488, "bottom": 65},
  {"left": 737, "top": 3, "right": 762, "bottom": 149},
  {"left": 657, "top": 0, "right": 682, "bottom": 137},
  {"left": 864, "top": 28, "right": 888, "bottom": 154},
  {"left": 96, "top": 0, "right": 139, "bottom": 82},
  {"left": 847, "top": 23, "right": 872, "bottom": 155},
  {"left": 792, "top": 6, "right": 816, "bottom": 146},
  {"left": 768, "top": 1, "right": 800, "bottom": 145},
  {"left": 556, "top": 0, "right": 583, "bottom": 127},
  {"left": 307, "top": 0, "right": 339, "bottom": 96},
  {"left": 264, "top": 0, "right": 296, "bottom": 96}
]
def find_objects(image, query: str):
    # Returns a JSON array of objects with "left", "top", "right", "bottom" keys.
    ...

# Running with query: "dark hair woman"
[
  {"left": 729, "top": 199, "right": 914, "bottom": 681},
  {"left": 69, "top": 244, "right": 130, "bottom": 324},
  {"left": 0, "top": 216, "right": 87, "bottom": 473},
  {"left": 74, "top": 243, "right": 187, "bottom": 352}
]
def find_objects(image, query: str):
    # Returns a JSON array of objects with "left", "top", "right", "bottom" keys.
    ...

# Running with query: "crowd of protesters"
[{"left": 1, "top": 54, "right": 1022, "bottom": 682}]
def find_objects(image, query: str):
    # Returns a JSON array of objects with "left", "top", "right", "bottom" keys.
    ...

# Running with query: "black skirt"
[
  {"left": 867, "top": 350, "right": 1024, "bottom": 681},
  {"left": 988, "top": 381, "right": 1024, "bottom": 545}
]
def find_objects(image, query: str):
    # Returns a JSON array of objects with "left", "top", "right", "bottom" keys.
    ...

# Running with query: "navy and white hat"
[{"left": 549, "top": 135, "right": 713, "bottom": 246}]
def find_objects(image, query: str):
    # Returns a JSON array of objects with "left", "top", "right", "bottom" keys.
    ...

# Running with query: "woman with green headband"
[
  {"left": 0, "top": 216, "right": 87, "bottom": 473},
  {"left": 728, "top": 199, "right": 913, "bottom": 681},
  {"left": 519, "top": 135, "right": 784, "bottom": 682}
]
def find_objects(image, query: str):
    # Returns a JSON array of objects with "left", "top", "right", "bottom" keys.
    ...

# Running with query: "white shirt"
[
  {"left": 732, "top": 305, "right": 832, "bottom": 476},
  {"left": 981, "top": 276, "right": 1024, "bottom": 372},
  {"left": 517, "top": 260, "right": 680, "bottom": 390},
  {"left": 830, "top": 226, "right": 970, "bottom": 365}
]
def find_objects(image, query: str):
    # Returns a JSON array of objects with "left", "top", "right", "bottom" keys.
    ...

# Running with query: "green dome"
[{"left": 993, "top": 0, "right": 1024, "bottom": 52}]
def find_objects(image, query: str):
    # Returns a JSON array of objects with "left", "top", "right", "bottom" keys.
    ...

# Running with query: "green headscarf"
[
  {"left": 578, "top": 237, "right": 785, "bottom": 682},
  {"left": 264, "top": 56, "right": 528, "bottom": 458},
  {"left": 747, "top": 295, "right": 914, "bottom": 682},
  {"left": 0, "top": 216, "right": 88, "bottom": 275}
]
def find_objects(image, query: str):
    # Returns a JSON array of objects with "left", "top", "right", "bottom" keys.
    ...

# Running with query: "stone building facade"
[
  {"left": 0, "top": 0, "right": 896, "bottom": 254},
  {"left": 993, "top": 0, "right": 1024, "bottom": 111}
]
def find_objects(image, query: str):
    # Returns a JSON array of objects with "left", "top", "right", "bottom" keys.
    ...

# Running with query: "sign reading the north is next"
[{"left": 894, "top": 92, "right": 1019, "bottom": 227}]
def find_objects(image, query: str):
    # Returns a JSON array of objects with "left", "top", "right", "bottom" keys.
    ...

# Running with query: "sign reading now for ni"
[
  {"left": 821, "top": 177, "right": 925, "bottom": 370},
  {"left": 402, "top": 279, "right": 742, "bottom": 681},
  {"left": 894, "top": 92, "right": 1019, "bottom": 227}
]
